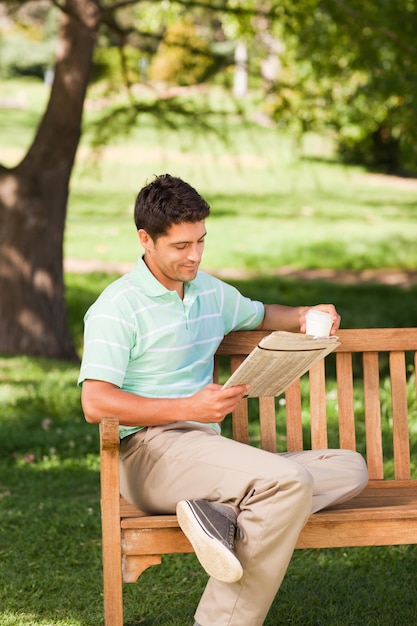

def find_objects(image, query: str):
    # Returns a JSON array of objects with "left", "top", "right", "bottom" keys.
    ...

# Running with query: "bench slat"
[
  {"left": 232, "top": 398, "right": 249, "bottom": 445},
  {"left": 363, "top": 352, "right": 384, "bottom": 480},
  {"left": 217, "top": 328, "right": 417, "bottom": 355},
  {"left": 390, "top": 351, "right": 411, "bottom": 479},
  {"left": 285, "top": 379, "right": 303, "bottom": 451},
  {"left": 100, "top": 417, "right": 124, "bottom": 625},
  {"left": 334, "top": 328, "right": 417, "bottom": 352},
  {"left": 231, "top": 355, "right": 249, "bottom": 444},
  {"left": 336, "top": 352, "right": 356, "bottom": 450},
  {"left": 120, "top": 481, "right": 417, "bottom": 522},
  {"left": 259, "top": 396, "right": 277, "bottom": 452},
  {"left": 309, "top": 360, "right": 328, "bottom": 449}
]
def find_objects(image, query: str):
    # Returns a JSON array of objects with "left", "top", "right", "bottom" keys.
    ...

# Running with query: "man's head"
[
  {"left": 134, "top": 174, "right": 210, "bottom": 293},
  {"left": 134, "top": 174, "right": 210, "bottom": 240}
]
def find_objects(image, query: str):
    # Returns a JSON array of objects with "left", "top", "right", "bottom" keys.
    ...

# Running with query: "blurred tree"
[
  {"left": 265, "top": 0, "right": 417, "bottom": 174},
  {"left": 0, "top": 0, "right": 102, "bottom": 359},
  {"left": 149, "top": 20, "right": 213, "bottom": 85}
]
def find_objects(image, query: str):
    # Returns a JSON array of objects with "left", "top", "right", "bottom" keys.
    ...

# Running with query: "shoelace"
[{"left": 226, "top": 519, "right": 236, "bottom": 548}]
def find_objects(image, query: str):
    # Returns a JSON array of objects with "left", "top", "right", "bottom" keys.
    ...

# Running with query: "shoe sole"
[{"left": 176, "top": 500, "right": 243, "bottom": 583}]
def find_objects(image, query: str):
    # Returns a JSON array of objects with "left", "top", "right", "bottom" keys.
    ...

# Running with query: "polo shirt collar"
[{"left": 130, "top": 256, "right": 198, "bottom": 299}]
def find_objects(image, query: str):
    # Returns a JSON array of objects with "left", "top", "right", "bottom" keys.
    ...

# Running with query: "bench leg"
[
  {"left": 100, "top": 418, "right": 124, "bottom": 625},
  {"left": 102, "top": 531, "right": 124, "bottom": 626}
]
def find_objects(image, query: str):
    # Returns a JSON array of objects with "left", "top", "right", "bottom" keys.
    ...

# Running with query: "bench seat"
[{"left": 119, "top": 479, "right": 417, "bottom": 583}]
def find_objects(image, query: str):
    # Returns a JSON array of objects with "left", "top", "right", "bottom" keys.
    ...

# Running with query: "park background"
[{"left": 1, "top": 2, "right": 417, "bottom": 625}]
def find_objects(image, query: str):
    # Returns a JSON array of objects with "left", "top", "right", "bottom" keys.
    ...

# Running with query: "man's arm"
[
  {"left": 81, "top": 379, "right": 249, "bottom": 426},
  {"left": 258, "top": 303, "right": 341, "bottom": 335}
]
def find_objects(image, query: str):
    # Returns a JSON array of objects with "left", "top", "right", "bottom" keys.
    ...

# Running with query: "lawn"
[
  {"left": 67, "top": 123, "right": 417, "bottom": 273},
  {"left": 1, "top": 77, "right": 417, "bottom": 625}
]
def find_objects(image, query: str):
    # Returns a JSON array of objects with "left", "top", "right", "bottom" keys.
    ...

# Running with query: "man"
[{"left": 78, "top": 174, "right": 368, "bottom": 626}]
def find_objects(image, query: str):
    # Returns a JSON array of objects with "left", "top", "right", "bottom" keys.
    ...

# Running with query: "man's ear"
[{"left": 138, "top": 229, "right": 152, "bottom": 249}]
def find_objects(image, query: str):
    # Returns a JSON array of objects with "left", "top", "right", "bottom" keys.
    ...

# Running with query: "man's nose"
[{"left": 187, "top": 245, "right": 202, "bottom": 261}]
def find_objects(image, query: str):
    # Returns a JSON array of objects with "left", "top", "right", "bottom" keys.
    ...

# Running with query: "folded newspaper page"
[{"left": 222, "top": 331, "right": 340, "bottom": 397}]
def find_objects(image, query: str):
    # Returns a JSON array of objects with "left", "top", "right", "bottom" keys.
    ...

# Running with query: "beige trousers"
[{"left": 120, "top": 423, "right": 368, "bottom": 626}]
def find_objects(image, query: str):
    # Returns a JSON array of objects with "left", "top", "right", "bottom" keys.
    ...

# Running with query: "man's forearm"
[
  {"left": 81, "top": 380, "right": 191, "bottom": 426},
  {"left": 81, "top": 379, "right": 249, "bottom": 427},
  {"left": 259, "top": 304, "right": 307, "bottom": 332}
]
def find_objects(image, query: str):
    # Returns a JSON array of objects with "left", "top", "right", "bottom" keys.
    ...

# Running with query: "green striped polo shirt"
[{"left": 78, "top": 257, "right": 264, "bottom": 438}]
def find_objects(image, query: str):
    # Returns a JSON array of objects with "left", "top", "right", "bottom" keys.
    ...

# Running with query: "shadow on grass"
[
  {"left": 301, "top": 154, "right": 417, "bottom": 181},
  {"left": 208, "top": 187, "right": 417, "bottom": 218},
  {"left": 268, "top": 543, "right": 417, "bottom": 626},
  {"left": 0, "top": 462, "right": 104, "bottom": 626}
]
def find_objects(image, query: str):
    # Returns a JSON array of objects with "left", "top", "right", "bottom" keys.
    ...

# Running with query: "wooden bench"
[{"left": 99, "top": 327, "right": 417, "bottom": 625}]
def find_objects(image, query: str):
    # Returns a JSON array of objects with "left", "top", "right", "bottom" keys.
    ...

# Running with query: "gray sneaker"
[{"left": 176, "top": 499, "right": 243, "bottom": 583}]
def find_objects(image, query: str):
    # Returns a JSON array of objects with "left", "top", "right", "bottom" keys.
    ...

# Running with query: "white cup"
[{"left": 305, "top": 310, "right": 333, "bottom": 338}]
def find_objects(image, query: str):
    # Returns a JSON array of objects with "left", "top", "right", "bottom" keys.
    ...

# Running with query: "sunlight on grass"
[
  {"left": 0, "top": 614, "right": 86, "bottom": 626},
  {"left": 67, "top": 125, "right": 417, "bottom": 271}
]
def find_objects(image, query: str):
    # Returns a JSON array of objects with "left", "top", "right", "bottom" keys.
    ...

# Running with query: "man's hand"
[
  {"left": 191, "top": 383, "right": 249, "bottom": 424},
  {"left": 299, "top": 304, "right": 341, "bottom": 336}
]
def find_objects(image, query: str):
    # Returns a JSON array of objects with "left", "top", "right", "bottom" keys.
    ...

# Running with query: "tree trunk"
[{"left": 0, "top": 1, "right": 101, "bottom": 359}]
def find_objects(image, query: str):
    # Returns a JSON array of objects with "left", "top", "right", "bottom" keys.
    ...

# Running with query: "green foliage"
[
  {"left": 92, "top": 45, "right": 142, "bottom": 87},
  {"left": 2, "top": 0, "right": 417, "bottom": 174},
  {"left": 2, "top": 77, "right": 417, "bottom": 277},
  {"left": 149, "top": 20, "right": 215, "bottom": 85},
  {"left": 263, "top": 0, "right": 417, "bottom": 174}
]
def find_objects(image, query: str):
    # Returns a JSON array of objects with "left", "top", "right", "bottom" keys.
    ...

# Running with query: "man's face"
[{"left": 139, "top": 220, "right": 206, "bottom": 292}]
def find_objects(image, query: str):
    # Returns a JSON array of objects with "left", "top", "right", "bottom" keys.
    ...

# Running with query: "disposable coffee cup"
[{"left": 305, "top": 310, "right": 333, "bottom": 338}]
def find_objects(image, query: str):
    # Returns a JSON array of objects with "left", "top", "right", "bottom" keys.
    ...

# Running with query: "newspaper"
[{"left": 222, "top": 331, "right": 340, "bottom": 397}]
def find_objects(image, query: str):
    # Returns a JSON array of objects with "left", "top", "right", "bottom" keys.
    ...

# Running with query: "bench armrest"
[{"left": 100, "top": 416, "right": 121, "bottom": 451}]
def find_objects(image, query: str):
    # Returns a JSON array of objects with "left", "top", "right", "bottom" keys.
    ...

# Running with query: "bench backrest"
[{"left": 215, "top": 328, "right": 417, "bottom": 481}]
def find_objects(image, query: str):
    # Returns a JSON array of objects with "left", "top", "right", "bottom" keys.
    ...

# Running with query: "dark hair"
[{"left": 134, "top": 174, "right": 210, "bottom": 239}]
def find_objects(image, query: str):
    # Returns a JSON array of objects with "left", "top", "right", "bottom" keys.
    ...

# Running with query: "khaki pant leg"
[
  {"left": 120, "top": 426, "right": 367, "bottom": 626},
  {"left": 281, "top": 448, "right": 368, "bottom": 513},
  {"left": 120, "top": 424, "right": 314, "bottom": 626},
  {"left": 196, "top": 449, "right": 367, "bottom": 626}
]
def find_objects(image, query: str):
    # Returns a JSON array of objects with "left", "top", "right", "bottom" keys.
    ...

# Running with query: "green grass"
[
  {"left": 1, "top": 76, "right": 417, "bottom": 625},
  {"left": 68, "top": 140, "right": 417, "bottom": 271}
]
